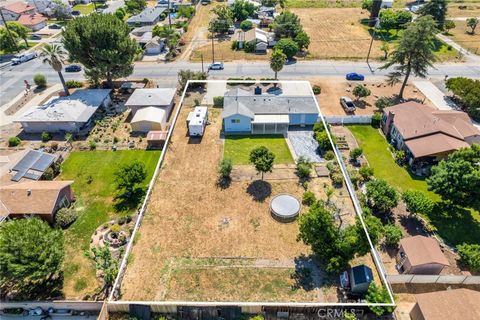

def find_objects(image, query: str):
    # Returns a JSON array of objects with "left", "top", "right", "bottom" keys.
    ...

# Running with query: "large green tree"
[
  {"left": 125, "top": 0, "right": 146, "bottom": 15},
  {"left": 365, "top": 179, "right": 399, "bottom": 213},
  {"left": 0, "top": 27, "right": 20, "bottom": 53},
  {"left": 40, "top": 44, "right": 69, "bottom": 96},
  {"left": 366, "top": 283, "right": 395, "bottom": 316},
  {"left": 114, "top": 160, "right": 147, "bottom": 193},
  {"left": 456, "top": 243, "right": 480, "bottom": 272},
  {"left": 271, "top": 11, "right": 303, "bottom": 39},
  {"left": 209, "top": 5, "right": 233, "bottom": 34},
  {"left": 0, "top": 218, "right": 64, "bottom": 299},
  {"left": 6, "top": 22, "right": 29, "bottom": 47},
  {"left": 426, "top": 144, "right": 480, "bottom": 206},
  {"left": 270, "top": 48, "right": 286, "bottom": 80},
  {"left": 446, "top": 77, "right": 480, "bottom": 119},
  {"left": 231, "top": 0, "right": 256, "bottom": 21},
  {"left": 63, "top": 14, "right": 138, "bottom": 88},
  {"left": 380, "top": 16, "right": 437, "bottom": 99},
  {"left": 274, "top": 38, "right": 299, "bottom": 60},
  {"left": 467, "top": 17, "right": 478, "bottom": 34},
  {"left": 418, "top": 0, "right": 447, "bottom": 29},
  {"left": 249, "top": 146, "right": 275, "bottom": 180}
]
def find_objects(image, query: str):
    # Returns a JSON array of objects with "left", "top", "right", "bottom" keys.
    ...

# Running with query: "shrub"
[
  {"left": 352, "top": 84, "right": 371, "bottom": 100},
  {"left": 331, "top": 172, "right": 344, "bottom": 186},
  {"left": 350, "top": 147, "right": 363, "bottom": 162},
  {"left": 359, "top": 165, "right": 374, "bottom": 181},
  {"left": 213, "top": 96, "right": 224, "bottom": 107},
  {"left": 371, "top": 112, "right": 382, "bottom": 128},
  {"left": 244, "top": 41, "right": 255, "bottom": 53},
  {"left": 110, "top": 224, "right": 121, "bottom": 234},
  {"left": 312, "top": 85, "right": 321, "bottom": 95},
  {"left": 315, "top": 130, "right": 333, "bottom": 151},
  {"left": 384, "top": 224, "right": 403, "bottom": 246},
  {"left": 231, "top": 40, "right": 238, "bottom": 50},
  {"left": 41, "top": 131, "right": 52, "bottom": 142},
  {"left": 302, "top": 191, "right": 316, "bottom": 206},
  {"left": 324, "top": 150, "right": 335, "bottom": 160},
  {"left": 402, "top": 190, "right": 434, "bottom": 215},
  {"left": 296, "top": 156, "right": 312, "bottom": 179},
  {"left": 456, "top": 243, "right": 480, "bottom": 272},
  {"left": 375, "top": 96, "right": 394, "bottom": 110},
  {"left": 8, "top": 136, "right": 21, "bottom": 147},
  {"left": 348, "top": 168, "right": 362, "bottom": 189},
  {"left": 240, "top": 20, "right": 253, "bottom": 31},
  {"left": 66, "top": 80, "right": 83, "bottom": 88},
  {"left": 365, "top": 179, "right": 398, "bottom": 212},
  {"left": 89, "top": 140, "right": 97, "bottom": 150},
  {"left": 313, "top": 121, "right": 326, "bottom": 133},
  {"left": 394, "top": 149, "right": 406, "bottom": 165},
  {"left": 33, "top": 74, "right": 47, "bottom": 88},
  {"left": 218, "top": 158, "right": 233, "bottom": 178},
  {"left": 55, "top": 207, "right": 78, "bottom": 228}
]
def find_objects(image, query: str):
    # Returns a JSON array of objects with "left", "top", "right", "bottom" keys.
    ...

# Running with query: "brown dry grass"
[
  {"left": 448, "top": 2, "right": 480, "bottom": 18},
  {"left": 191, "top": 41, "right": 272, "bottom": 62},
  {"left": 448, "top": 20, "right": 480, "bottom": 54}
]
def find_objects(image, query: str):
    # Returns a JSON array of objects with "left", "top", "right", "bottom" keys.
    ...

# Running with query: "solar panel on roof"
[
  {"left": 11, "top": 150, "right": 56, "bottom": 181},
  {"left": 30, "top": 153, "right": 55, "bottom": 172}
]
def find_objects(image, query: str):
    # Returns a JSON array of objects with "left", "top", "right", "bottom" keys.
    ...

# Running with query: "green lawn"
[
  {"left": 349, "top": 125, "right": 480, "bottom": 245},
  {"left": 224, "top": 135, "right": 294, "bottom": 165},
  {"left": 72, "top": 3, "right": 95, "bottom": 14},
  {"left": 59, "top": 150, "right": 160, "bottom": 297}
]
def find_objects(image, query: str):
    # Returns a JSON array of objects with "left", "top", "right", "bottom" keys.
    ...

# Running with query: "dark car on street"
[
  {"left": 346, "top": 72, "right": 365, "bottom": 81},
  {"left": 65, "top": 64, "right": 82, "bottom": 72}
]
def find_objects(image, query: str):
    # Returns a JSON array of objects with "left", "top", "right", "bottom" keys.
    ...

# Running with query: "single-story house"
[
  {"left": 27, "top": 0, "right": 71, "bottom": 17},
  {"left": 130, "top": 26, "right": 154, "bottom": 45},
  {"left": 227, "top": 0, "right": 260, "bottom": 7},
  {"left": 144, "top": 36, "right": 165, "bottom": 54},
  {"left": 234, "top": 28, "right": 275, "bottom": 52},
  {"left": 127, "top": 7, "right": 166, "bottom": 26},
  {"left": 16, "top": 89, "right": 112, "bottom": 133},
  {"left": 10, "top": 149, "right": 57, "bottom": 182},
  {"left": 131, "top": 107, "right": 167, "bottom": 132},
  {"left": 17, "top": 13, "right": 48, "bottom": 31},
  {"left": 222, "top": 86, "right": 319, "bottom": 134},
  {"left": 0, "top": 2, "right": 35, "bottom": 21},
  {"left": 0, "top": 180, "right": 74, "bottom": 223},
  {"left": 382, "top": 102, "right": 480, "bottom": 166},
  {"left": 410, "top": 289, "right": 480, "bottom": 320},
  {"left": 125, "top": 88, "right": 176, "bottom": 115},
  {"left": 396, "top": 235, "right": 450, "bottom": 275}
]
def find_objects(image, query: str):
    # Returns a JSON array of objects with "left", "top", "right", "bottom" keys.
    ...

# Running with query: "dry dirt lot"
[
  {"left": 311, "top": 78, "right": 433, "bottom": 116},
  {"left": 448, "top": 2, "right": 480, "bottom": 18},
  {"left": 448, "top": 20, "right": 480, "bottom": 55}
]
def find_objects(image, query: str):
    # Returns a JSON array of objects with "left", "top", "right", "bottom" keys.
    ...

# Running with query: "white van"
[
  {"left": 11, "top": 52, "right": 38, "bottom": 65},
  {"left": 187, "top": 106, "right": 208, "bottom": 137}
]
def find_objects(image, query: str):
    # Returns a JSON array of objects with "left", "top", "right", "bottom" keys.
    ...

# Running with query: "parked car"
[
  {"left": 228, "top": 26, "right": 235, "bottom": 34},
  {"left": 96, "top": 8, "right": 104, "bottom": 13},
  {"left": 30, "top": 34, "right": 42, "bottom": 40},
  {"left": 65, "top": 64, "right": 82, "bottom": 72},
  {"left": 208, "top": 62, "right": 224, "bottom": 70},
  {"left": 340, "top": 96, "right": 356, "bottom": 113},
  {"left": 71, "top": 10, "right": 81, "bottom": 16},
  {"left": 48, "top": 23, "right": 63, "bottom": 29},
  {"left": 11, "top": 52, "right": 37, "bottom": 65},
  {"left": 346, "top": 72, "right": 365, "bottom": 81}
]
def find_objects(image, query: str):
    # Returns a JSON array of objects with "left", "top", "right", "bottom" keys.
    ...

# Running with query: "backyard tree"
[
  {"left": 274, "top": 38, "right": 299, "bottom": 60},
  {"left": 63, "top": 14, "right": 137, "bottom": 88},
  {"left": 366, "top": 283, "right": 395, "bottom": 316},
  {"left": 125, "top": 0, "right": 146, "bottom": 15},
  {"left": 361, "top": 0, "right": 372, "bottom": 12},
  {"left": 418, "top": 0, "right": 447, "bottom": 29},
  {"left": 365, "top": 179, "right": 399, "bottom": 213},
  {"left": 383, "top": 224, "right": 403, "bottom": 247},
  {"left": 444, "top": 20, "right": 455, "bottom": 34},
  {"left": 271, "top": 11, "right": 303, "bottom": 38},
  {"left": 352, "top": 85, "right": 371, "bottom": 102},
  {"left": 401, "top": 190, "right": 434, "bottom": 216},
  {"left": 294, "top": 31, "right": 310, "bottom": 51},
  {"left": 40, "top": 44, "right": 69, "bottom": 96},
  {"left": 467, "top": 17, "right": 479, "bottom": 34},
  {"left": 296, "top": 156, "right": 312, "bottom": 180},
  {"left": 218, "top": 158, "right": 233, "bottom": 179},
  {"left": 0, "top": 218, "right": 64, "bottom": 299},
  {"left": 240, "top": 20, "right": 253, "bottom": 31},
  {"left": 270, "top": 48, "right": 286, "bottom": 80},
  {"left": 209, "top": 5, "right": 233, "bottom": 34},
  {"left": 249, "top": 146, "right": 275, "bottom": 180},
  {"left": 426, "top": 144, "right": 480, "bottom": 206},
  {"left": 177, "top": 69, "right": 208, "bottom": 91},
  {"left": 354, "top": 214, "right": 384, "bottom": 255},
  {"left": 6, "top": 22, "right": 29, "bottom": 47},
  {"left": 85, "top": 245, "right": 118, "bottom": 294},
  {"left": 232, "top": 0, "right": 256, "bottom": 21},
  {"left": 379, "top": 9, "right": 412, "bottom": 30},
  {"left": 349, "top": 147, "right": 363, "bottom": 162},
  {"left": 114, "top": 160, "right": 147, "bottom": 194},
  {"left": 456, "top": 243, "right": 480, "bottom": 272},
  {"left": 381, "top": 16, "right": 437, "bottom": 99},
  {"left": 0, "top": 27, "right": 20, "bottom": 53}
]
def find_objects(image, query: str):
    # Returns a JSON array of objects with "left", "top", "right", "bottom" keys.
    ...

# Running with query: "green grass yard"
[
  {"left": 349, "top": 125, "right": 480, "bottom": 245},
  {"left": 224, "top": 135, "right": 294, "bottom": 165},
  {"left": 72, "top": 3, "right": 95, "bottom": 15},
  {"left": 59, "top": 150, "right": 160, "bottom": 298}
]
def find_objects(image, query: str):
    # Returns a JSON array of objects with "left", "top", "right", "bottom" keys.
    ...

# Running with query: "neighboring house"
[
  {"left": 27, "top": 0, "right": 72, "bottom": 17},
  {"left": 131, "top": 107, "right": 167, "bottom": 132},
  {"left": 410, "top": 289, "right": 480, "bottom": 320},
  {"left": 17, "top": 13, "right": 48, "bottom": 31},
  {"left": 382, "top": 102, "right": 480, "bottom": 167},
  {"left": 125, "top": 88, "right": 176, "bottom": 115},
  {"left": 130, "top": 25, "right": 154, "bottom": 37},
  {"left": 127, "top": 7, "right": 166, "bottom": 26},
  {"left": 157, "top": 0, "right": 193, "bottom": 10},
  {"left": 16, "top": 89, "right": 112, "bottom": 133},
  {"left": 227, "top": 0, "right": 260, "bottom": 7},
  {"left": 144, "top": 36, "right": 165, "bottom": 54},
  {"left": 9, "top": 149, "right": 57, "bottom": 182},
  {"left": 0, "top": 2, "right": 35, "bottom": 21},
  {"left": 103, "top": 0, "right": 125, "bottom": 14},
  {"left": 130, "top": 25, "right": 154, "bottom": 45},
  {"left": 222, "top": 86, "right": 319, "bottom": 134},
  {"left": 234, "top": 28, "right": 275, "bottom": 53},
  {"left": 0, "top": 180, "right": 74, "bottom": 223},
  {"left": 396, "top": 235, "right": 450, "bottom": 275}
]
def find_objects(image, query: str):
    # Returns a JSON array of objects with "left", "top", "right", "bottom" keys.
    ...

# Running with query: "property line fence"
[
  {"left": 324, "top": 115, "right": 372, "bottom": 125},
  {"left": 387, "top": 274, "right": 480, "bottom": 285}
]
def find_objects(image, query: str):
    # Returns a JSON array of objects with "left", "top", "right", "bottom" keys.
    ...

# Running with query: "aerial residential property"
[{"left": 1, "top": 0, "right": 480, "bottom": 319}]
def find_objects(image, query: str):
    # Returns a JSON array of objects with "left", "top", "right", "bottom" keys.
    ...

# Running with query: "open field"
[
  {"left": 448, "top": 2, "right": 480, "bottom": 18},
  {"left": 191, "top": 40, "right": 271, "bottom": 62},
  {"left": 348, "top": 125, "right": 480, "bottom": 246},
  {"left": 224, "top": 135, "right": 294, "bottom": 165},
  {"left": 59, "top": 150, "right": 160, "bottom": 299},
  {"left": 448, "top": 20, "right": 480, "bottom": 54}
]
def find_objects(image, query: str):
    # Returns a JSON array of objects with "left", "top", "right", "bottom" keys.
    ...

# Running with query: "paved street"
[{"left": 2, "top": 59, "right": 480, "bottom": 106}]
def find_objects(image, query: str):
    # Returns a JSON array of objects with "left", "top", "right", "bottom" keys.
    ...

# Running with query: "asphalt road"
[{"left": 2, "top": 59, "right": 480, "bottom": 105}]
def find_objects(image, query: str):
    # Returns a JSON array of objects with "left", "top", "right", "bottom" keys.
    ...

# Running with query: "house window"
[
  {"left": 59, "top": 195, "right": 70, "bottom": 209},
  {"left": 231, "top": 119, "right": 240, "bottom": 124}
]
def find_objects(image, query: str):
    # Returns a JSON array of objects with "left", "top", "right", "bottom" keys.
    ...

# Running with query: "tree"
[
  {"left": 218, "top": 158, "right": 233, "bottom": 178},
  {"left": 352, "top": 84, "right": 371, "bottom": 101},
  {"left": 6, "top": 22, "right": 29, "bottom": 47},
  {"left": 270, "top": 48, "right": 286, "bottom": 80},
  {"left": 384, "top": 224, "right": 403, "bottom": 247},
  {"left": 426, "top": 145, "right": 480, "bottom": 206},
  {"left": 249, "top": 146, "right": 275, "bottom": 180},
  {"left": 361, "top": 0, "right": 373, "bottom": 13},
  {"left": 445, "top": 77, "right": 480, "bottom": 119},
  {"left": 349, "top": 147, "right": 363, "bottom": 162},
  {"left": 209, "top": 5, "right": 233, "bottom": 34},
  {"left": 444, "top": 20, "right": 455, "bottom": 34},
  {"left": 0, "top": 218, "right": 64, "bottom": 299},
  {"left": 177, "top": 69, "right": 208, "bottom": 91},
  {"left": 359, "top": 165, "right": 374, "bottom": 182},
  {"left": 355, "top": 214, "right": 384, "bottom": 256},
  {"left": 418, "top": 0, "right": 447, "bottom": 29},
  {"left": 115, "top": 7, "right": 127, "bottom": 20},
  {"left": 63, "top": 14, "right": 137, "bottom": 88},
  {"left": 296, "top": 156, "right": 312, "bottom": 179},
  {"left": 381, "top": 16, "right": 437, "bottom": 99},
  {"left": 467, "top": 17, "right": 479, "bottom": 34},
  {"left": 456, "top": 243, "right": 480, "bottom": 272},
  {"left": 366, "top": 283, "right": 395, "bottom": 316},
  {"left": 294, "top": 31, "right": 310, "bottom": 51},
  {"left": 379, "top": 9, "right": 412, "bottom": 30},
  {"left": 125, "top": 0, "right": 146, "bottom": 14},
  {"left": 85, "top": 245, "right": 118, "bottom": 294},
  {"left": 380, "top": 42, "right": 389, "bottom": 60},
  {"left": 40, "top": 44, "right": 69, "bottom": 95},
  {"left": 271, "top": 11, "right": 303, "bottom": 39},
  {"left": 240, "top": 20, "right": 253, "bottom": 31},
  {"left": 52, "top": 0, "right": 71, "bottom": 20},
  {"left": 375, "top": 96, "right": 394, "bottom": 110},
  {"left": 401, "top": 190, "right": 434, "bottom": 216},
  {"left": 232, "top": 0, "right": 256, "bottom": 21},
  {"left": 274, "top": 38, "right": 299, "bottom": 60},
  {"left": 114, "top": 160, "right": 147, "bottom": 193},
  {"left": 366, "top": 179, "right": 399, "bottom": 213},
  {"left": 0, "top": 27, "right": 20, "bottom": 53}
]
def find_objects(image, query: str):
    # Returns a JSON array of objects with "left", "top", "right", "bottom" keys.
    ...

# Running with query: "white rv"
[{"left": 187, "top": 106, "right": 208, "bottom": 137}]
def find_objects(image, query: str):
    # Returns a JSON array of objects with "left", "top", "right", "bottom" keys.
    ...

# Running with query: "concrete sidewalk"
[
  {"left": 436, "top": 33, "right": 480, "bottom": 63},
  {"left": 412, "top": 80, "right": 457, "bottom": 111}
]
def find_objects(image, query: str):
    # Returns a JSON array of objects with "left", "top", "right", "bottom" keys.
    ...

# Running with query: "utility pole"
[
  {"left": 211, "top": 36, "right": 215, "bottom": 64},
  {"left": 168, "top": 0, "right": 172, "bottom": 28},
  {"left": 201, "top": 53, "right": 204, "bottom": 73},
  {"left": 0, "top": 7, "right": 20, "bottom": 53},
  {"left": 366, "top": 18, "right": 379, "bottom": 68}
]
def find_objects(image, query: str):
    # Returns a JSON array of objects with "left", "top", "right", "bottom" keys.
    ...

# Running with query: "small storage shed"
[
  {"left": 131, "top": 107, "right": 167, "bottom": 132},
  {"left": 147, "top": 130, "right": 167, "bottom": 149},
  {"left": 397, "top": 235, "right": 450, "bottom": 274},
  {"left": 340, "top": 264, "right": 373, "bottom": 295},
  {"left": 187, "top": 106, "right": 208, "bottom": 137}
]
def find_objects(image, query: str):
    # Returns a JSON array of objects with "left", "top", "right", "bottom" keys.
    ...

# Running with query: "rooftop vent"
[
  {"left": 27, "top": 189, "right": 31, "bottom": 196},
  {"left": 254, "top": 86, "right": 262, "bottom": 95}
]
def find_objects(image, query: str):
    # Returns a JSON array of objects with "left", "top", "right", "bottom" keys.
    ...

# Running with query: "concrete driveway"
[
  {"left": 202, "top": 81, "right": 227, "bottom": 104},
  {"left": 287, "top": 128, "right": 323, "bottom": 163},
  {"left": 413, "top": 80, "right": 457, "bottom": 111}
]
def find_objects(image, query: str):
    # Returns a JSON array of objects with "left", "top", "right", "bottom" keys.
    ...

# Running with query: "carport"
[{"left": 251, "top": 114, "right": 289, "bottom": 134}]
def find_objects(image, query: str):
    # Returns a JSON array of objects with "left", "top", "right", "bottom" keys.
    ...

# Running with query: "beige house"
[
  {"left": 410, "top": 289, "right": 480, "bottom": 320},
  {"left": 234, "top": 28, "right": 275, "bottom": 53},
  {"left": 396, "top": 235, "right": 450, "bottom": 275}
]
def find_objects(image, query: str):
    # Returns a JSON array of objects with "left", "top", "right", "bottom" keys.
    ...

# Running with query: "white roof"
[
  {"left": 252, "top": 114, "right": 289, "bottom": 124},
  {"left": 17, "top": 89, "right": 111, "bottom": 123},
  {"left": 131, "top": 107, "right": 166, "bottom": 124},
  {"left": 125, "top": 88, "right": 176, "bottom": 107},
  {"left": 188, "top": 106, "right": 208, "bottom": 126}
]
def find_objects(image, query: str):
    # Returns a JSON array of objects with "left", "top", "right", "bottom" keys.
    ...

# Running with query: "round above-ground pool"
[{"left": 270, "top": 194, "right": 301, "bottom": 222}]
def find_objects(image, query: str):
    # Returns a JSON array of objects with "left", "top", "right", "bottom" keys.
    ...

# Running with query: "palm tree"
[
  {"left": 40, "top": 44, "right": 69, "bottom": 96},
  {"left": 270, "top": 48, "right": 286, "bottom": 81}
]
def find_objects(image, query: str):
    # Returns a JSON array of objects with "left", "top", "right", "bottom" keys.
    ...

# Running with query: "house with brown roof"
[
  {"left": 0, "top": 180, "right": 74, "bottom": 223},
  {"left": 396, "top": 235, "right": 450, "bottom": 275},
  {"left": 0, "top": 2, "right": 35, "bottom": 21},
  {"left": 381, "top": 102, "right": 480, "bottom": 167},
  {"left": 410, "top": 289, "right": 480, "bottom": 320},
  {"left": 17, "top": 13, "right": 47, "bottom": 31}
]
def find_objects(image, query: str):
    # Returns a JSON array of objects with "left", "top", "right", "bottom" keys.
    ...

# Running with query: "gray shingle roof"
[
  {"left": 127, "top": 7, "right": 165, "bottom": 24},
  {"left": 125, "top": 88, "right": 176, "bottom": 107}
]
